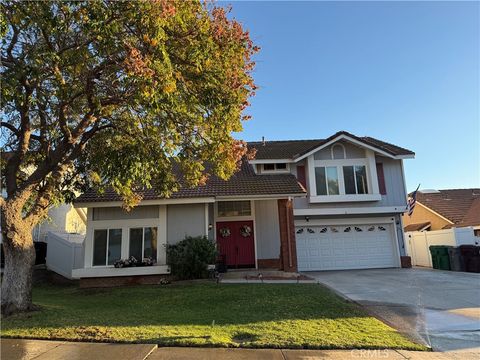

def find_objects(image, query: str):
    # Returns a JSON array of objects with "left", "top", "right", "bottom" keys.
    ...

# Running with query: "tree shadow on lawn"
[{"left": 2, "top": 282, "right": 380, "bottom": 330}]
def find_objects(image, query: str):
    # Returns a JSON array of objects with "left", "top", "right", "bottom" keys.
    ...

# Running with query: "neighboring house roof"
[
  {"left": 456, "top": 197, "right": 480, "bottom": 228},
  {"left": 404, "top": 221, "right": 431, "bottom": 232},
  {"left": 75, "top": 160, "right": 306, "bottom": 204},
  {"left": 415, "top": 189, "right": 480, "bottom": 228},
  {"left": 248, "top": 131, "right": 415, "bottom": 160}
]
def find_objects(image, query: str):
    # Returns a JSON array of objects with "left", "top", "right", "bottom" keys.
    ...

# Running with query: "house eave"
[
  {"left": 293, "top": 134, "right": 414, "bottom": 162},
  {"left": 249, "top": 159, "right": 295, "bottom": 164},
  {"left": 73, "top": 197, "right": 216, "bottom": 208},
  {"left": 294, "top": 206, "right": 408, "bottom": 216},
  {"left": 216, "top": 193, "right": 306, "bottom": 201}
]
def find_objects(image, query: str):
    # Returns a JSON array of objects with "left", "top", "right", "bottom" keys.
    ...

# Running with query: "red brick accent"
[
  {"left": 400, "top": 256, "right": 412, "bottom": 268},
  {"left": 80, "top": 274, "right": 173, "bottom": 288},
  {"left": 277, "top": 199, "right": 298, "bottom": 272},
  {"left": 257, "top": 258, "right": 282, "bottom": 269}
]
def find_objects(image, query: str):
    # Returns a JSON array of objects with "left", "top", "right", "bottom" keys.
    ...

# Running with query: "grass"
[{"left": 1, "top": 282, "right": 427, "bottom": 350}]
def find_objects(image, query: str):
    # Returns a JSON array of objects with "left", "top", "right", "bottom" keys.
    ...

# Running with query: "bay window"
[
  {"left": 312, "top": 161, "right": 374, "bottom": 200},
  {"left": 308, "top": 149, "right": 381, "bottom": 202},
  {"left": 93, "top": 228, "right": 122, "bottom": 266}
]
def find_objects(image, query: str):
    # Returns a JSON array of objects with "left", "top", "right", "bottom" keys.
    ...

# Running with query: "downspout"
[{"left": 286, "top": 197, "right": 292, "bottom": 268}]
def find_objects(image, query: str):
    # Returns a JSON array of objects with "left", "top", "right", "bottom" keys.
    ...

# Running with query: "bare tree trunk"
[{"left": 1, "top": 206, "right": 36, "bottom": 316}]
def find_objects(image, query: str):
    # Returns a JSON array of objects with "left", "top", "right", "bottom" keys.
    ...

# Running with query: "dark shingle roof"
[
  {"left": 248, "top": 139, "right": 324, "bottom": 160},
  {"left": 416, "top": 189, "right": 480, "bottom": 226},
  {"left": 75, "top": 160, "right": 305, "bottom": 204},
  {"left": 248, "top": 131, "right": 414, "bottom": 160},
  {"left": 75, "top": 131, "right": 412, "bottom": 205}
]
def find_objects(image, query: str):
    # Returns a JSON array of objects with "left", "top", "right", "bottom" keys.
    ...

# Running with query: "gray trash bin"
[{"left": 448, "top": 247, "right": 465, "bottom": 272}]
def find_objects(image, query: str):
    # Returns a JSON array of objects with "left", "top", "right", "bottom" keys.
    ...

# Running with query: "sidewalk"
[
  {"left": 0, "top": 338, "right": 156, "bottom": 360},
  {"left": 150, "top": 347, "right": 480, "bottom": 360},
  {"left": 2, "top": 339, "right": 479, "bottom": 360}
]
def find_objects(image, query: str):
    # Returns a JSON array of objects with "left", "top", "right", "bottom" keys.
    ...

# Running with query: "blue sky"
[{"left": 227, "top": 1, "right": 479, "bottom": 191}]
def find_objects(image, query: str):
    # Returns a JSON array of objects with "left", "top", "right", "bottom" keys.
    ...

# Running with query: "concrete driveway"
[{"left": 307, "top": 268, "right": 480, "bottom": 353}]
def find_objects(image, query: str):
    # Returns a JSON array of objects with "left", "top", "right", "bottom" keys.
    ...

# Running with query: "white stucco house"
[{"left": 72, "top": 131, "right": 415, "bottom": 283}]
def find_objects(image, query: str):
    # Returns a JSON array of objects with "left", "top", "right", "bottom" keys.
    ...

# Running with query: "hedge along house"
[{"left": 72, "top": 160, "right": 306, "bottom": 282}]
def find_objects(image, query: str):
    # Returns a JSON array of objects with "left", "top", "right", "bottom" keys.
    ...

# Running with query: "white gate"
[
  {"left": 46, "top": 232, "right": 85, "bottom": 279},
  {"left": 405, "top": 227, "right": 478, "bottom": 267}
]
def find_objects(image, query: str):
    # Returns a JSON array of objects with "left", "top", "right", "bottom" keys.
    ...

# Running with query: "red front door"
[{"left": 216, "top": 221, "right": 255, "bottom": 268}]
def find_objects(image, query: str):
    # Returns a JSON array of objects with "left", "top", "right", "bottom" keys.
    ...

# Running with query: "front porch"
[
  {"left": 68, "top": 197, "right": 299, "bottom": 281},
  {"left": 213, "top": 198, "right": 298, "bottom": 272}
]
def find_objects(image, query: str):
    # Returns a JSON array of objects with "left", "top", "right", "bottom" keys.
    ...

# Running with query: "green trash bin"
[{"left": 429, "top": 245, "right": 452, "bottom": 270}]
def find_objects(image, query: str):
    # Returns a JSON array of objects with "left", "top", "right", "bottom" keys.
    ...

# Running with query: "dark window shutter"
[
  {"left": 297, "top": 165, "right": 307, "bottom": 189},
  {"left": 376, "top": 163, "right": 387, "bottom": 195}
]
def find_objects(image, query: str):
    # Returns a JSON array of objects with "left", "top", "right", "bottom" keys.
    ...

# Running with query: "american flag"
[{"left": 407, "top": 185, "right": 420, "bottom": 216}]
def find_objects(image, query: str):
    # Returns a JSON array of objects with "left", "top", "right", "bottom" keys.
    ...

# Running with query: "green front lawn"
[{"left": 1, "top": 282, "right": 426, "bottom": 350}]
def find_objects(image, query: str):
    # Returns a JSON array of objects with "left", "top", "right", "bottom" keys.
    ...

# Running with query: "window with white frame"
[
  {"left": 217, "top": 201, "right": 251, "bottom": 217},
  {"left": 93, "top": 229, "right": 122, "bottom": 266},
  {"left": 129, "top": 227, "right": 158, "bottom": 261},
  {"left": 314, "top": 163, "right": 370, "bottom": 197},
  {"left": 262, "top": 163, "right": 288, "bottom": 172},
  {"left": 331, "top": 144, "right": 346, "bottom": 159},
  {"left": 315, "top": 166, "right": 340, "bottom": 195},
  {"left": 343, "top": 165, "right": 368, "bottom": 194}
]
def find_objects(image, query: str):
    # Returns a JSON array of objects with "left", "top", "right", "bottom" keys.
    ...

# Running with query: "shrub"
[{"left": 166, "top": 236, "right": 216, "bottom": 280}]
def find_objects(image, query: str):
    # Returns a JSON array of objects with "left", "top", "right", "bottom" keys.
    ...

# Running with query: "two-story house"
[{"left": 72, "top": 131, "right": 414, "bottom": 282}]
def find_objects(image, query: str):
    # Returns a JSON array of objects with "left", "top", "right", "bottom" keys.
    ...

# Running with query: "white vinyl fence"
[
  {"left": 46, "top": 232, "right": 84, "bottom": 279},
  {"left": 405, "top": 227, "right": 479, "bottom": 267}
]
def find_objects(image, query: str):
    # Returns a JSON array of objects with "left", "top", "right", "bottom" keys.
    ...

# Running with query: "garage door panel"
[{"left": 296, "top": 222, "right": 398, "bottom": 271}]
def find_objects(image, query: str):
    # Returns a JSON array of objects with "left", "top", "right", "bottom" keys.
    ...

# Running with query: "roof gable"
[{"left": 248, "top": 131, "right": 414, "bottom": 162}]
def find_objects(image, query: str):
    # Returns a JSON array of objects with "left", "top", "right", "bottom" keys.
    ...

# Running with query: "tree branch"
[
  {"left": 1, "top": 122, "right": 42, "bottom": 142},
  {"left": 5, "top": 80, "right": 34, "bottom": 196},
  {"left": 1, "top": 122, "right": 19, "bottom": 136}
]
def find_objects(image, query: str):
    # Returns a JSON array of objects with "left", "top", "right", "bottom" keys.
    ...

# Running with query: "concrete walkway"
[
  {"left": 306, "top": 268, "right": 480, "bottom": 353},
  {"left": 2, "top": 340, "right": 479, "bottom": 360},
  {"left": 219, "top": 270, "right": 316, "bottom": 284}
]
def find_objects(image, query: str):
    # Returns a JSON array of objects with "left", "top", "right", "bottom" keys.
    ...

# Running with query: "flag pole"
[{"left": 407, "top": 184, "right": 421, "bottom": 216}]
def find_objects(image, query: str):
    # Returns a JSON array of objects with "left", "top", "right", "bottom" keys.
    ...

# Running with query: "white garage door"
[{"left": 295, "top": 222, "right": 399, "bottom": 271}]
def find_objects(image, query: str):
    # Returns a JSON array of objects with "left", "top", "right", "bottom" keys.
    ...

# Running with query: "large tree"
[{"left": 0, "top": 0, "right": 257, "bottom": 315}]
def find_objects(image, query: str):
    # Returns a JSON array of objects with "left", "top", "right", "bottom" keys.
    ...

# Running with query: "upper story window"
[
  {"left": 331, "top": 144, "right": 346, "bottom": 159},
  {"left": 262, "top": 163, "right": 288, "bottom": 172},
  {"left": 307, "top": 147, "right": 383, "bottom": 203},
  {"left": 217, "top": 201, "right": 251, "bottom": 217},
  {"left": 315, "top": 166, "right": 340, "bottom": 195},
  {"left": 314, "top": 164, "right": 368, "bottom": 197},
  {"left": 343, "top": 165, "right": 368, "bottom": 194}
]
